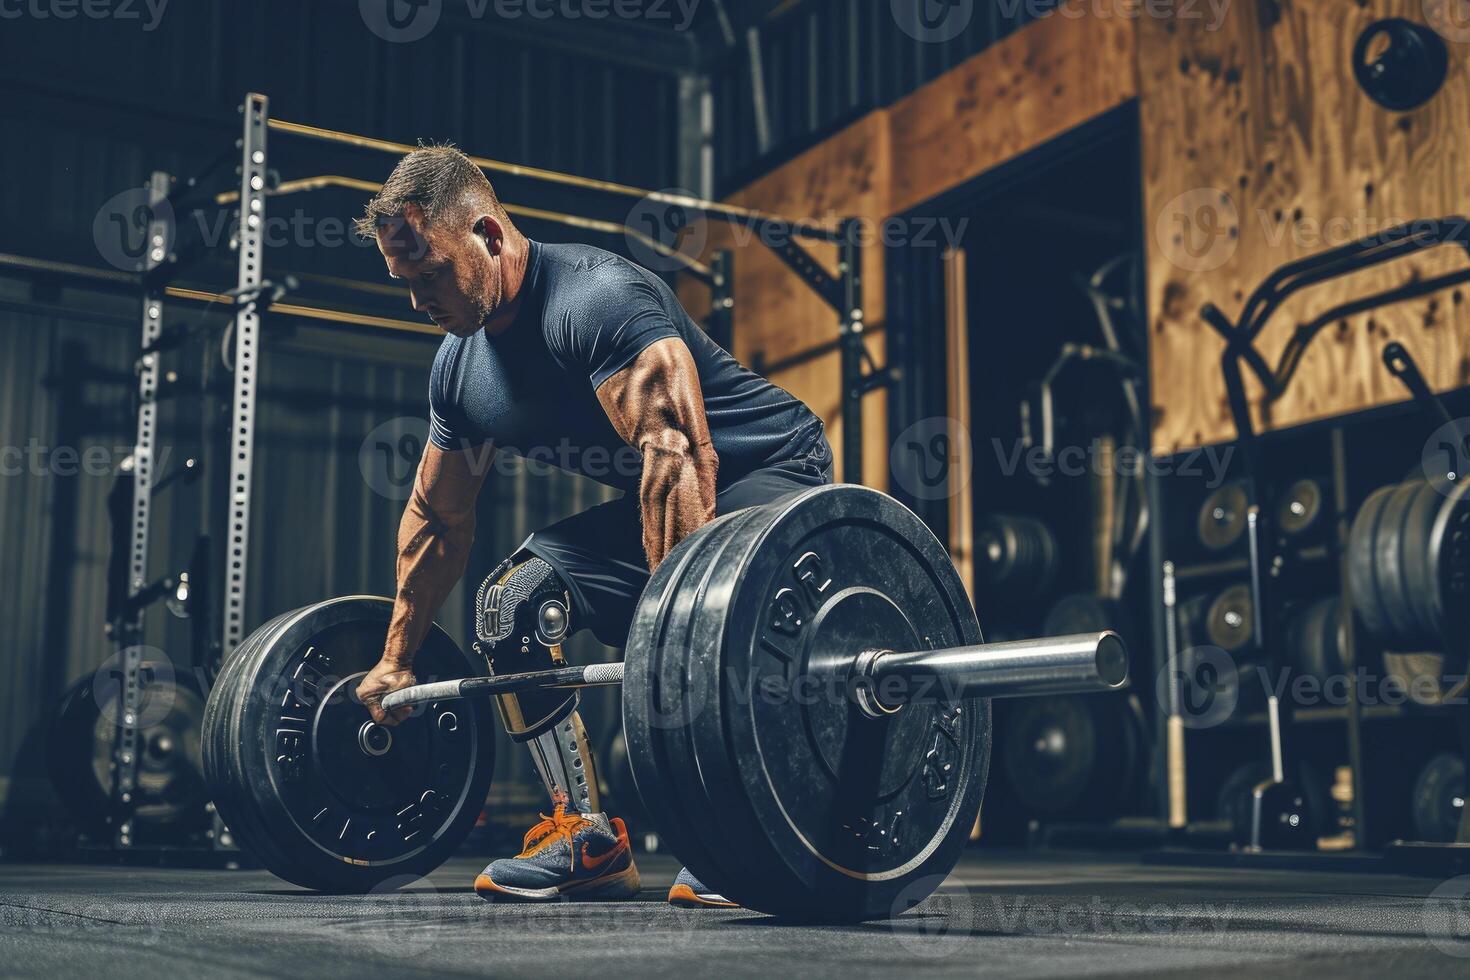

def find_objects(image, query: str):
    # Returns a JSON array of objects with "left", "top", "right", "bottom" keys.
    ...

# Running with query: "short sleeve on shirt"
[
  {"left": 427, "top": 338, "right": 488, "bottom": 452},
  {"left": 554, "top": 276, "right": 682, "bottom": 389}
]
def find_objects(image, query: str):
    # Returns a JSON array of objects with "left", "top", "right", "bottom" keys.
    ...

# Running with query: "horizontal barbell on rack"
[{"left": 202, "top": 485, "right": 1129, "bottom": 921}]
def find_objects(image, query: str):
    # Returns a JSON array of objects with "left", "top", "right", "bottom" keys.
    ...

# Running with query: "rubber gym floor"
[{"left": 0, "top": 850, "right": 1461, "bottom": 977}]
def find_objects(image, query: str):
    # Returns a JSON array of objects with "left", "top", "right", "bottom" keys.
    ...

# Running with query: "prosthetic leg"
[
  {"left": 474, "top": 554, "right": 601, "bottom": 815},
  {"left": 471, "top": 554, "right": 639, "bottom": 902}
]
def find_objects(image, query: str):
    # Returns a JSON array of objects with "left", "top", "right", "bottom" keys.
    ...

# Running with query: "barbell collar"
[{"left": 860, "top": 631, "right": 1128, "bottom": 716}]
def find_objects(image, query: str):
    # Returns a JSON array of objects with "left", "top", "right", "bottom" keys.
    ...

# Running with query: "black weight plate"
[
  {"left": 204, "top": 596, "right": 495, "bottom": 891},
  {"left": 211, "top": 606, "right": 380, "bottom": 876},
  {"left": 602, "top": 729, "right": 646, "bottom": 830},
  {"left": 1426, "top": 480, "right": 1470, "bottom": 673},
  {"left": 713, "top": 486, "right": 986, "bottom": 920},
  {"left": 204, "top": 609, "right": 303, "bottom": 866},
  {"left": 975, "top": 514, "right": 1057, "bottom": 593},
  {"left": 50, "top": 665, "right": 210, "bottom": 838},
  {"left": 1286, "top": 597, "right": 1342, "bottom": 685},
  {"left": 1400, "top": 478, "right": 1442, "bottom": 644},
  {"left": 1412, "top": 752, "right": 1466, "bottom": 843},
  {"left": 1277, "top": 478, "right": 1324, "bottom": 537},
  {"left": 1349, "top": 484, "right": 1395, "bottom": 638},
  {"left": 1001, "top": 696, "right": 1098, "bottom": 816},
  {"left": 1375, "top": 481, "right": 1424, "bottom": 643},
  {"left": 627, "top": 485, "right": 989, "bottom": 921},
  {"left": 624, "top": 508, "right": 766, "bottom": 900},
  {"left": 1205, "top": 584, "right": 1254, "bottom": 653},
  {"left": 1199, "top": 482, "right": 1248, "bottom": 551},
  {"left": 641, "top": 507, "right": 774, "bottom": 902},
  {"left": 1216, "top": 760, "right": 1327, "bottom": 843}
]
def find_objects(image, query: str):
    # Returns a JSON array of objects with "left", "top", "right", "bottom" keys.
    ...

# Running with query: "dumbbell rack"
[{"left": 1152, "top": 217, "right": 1470, "bottom": 864}]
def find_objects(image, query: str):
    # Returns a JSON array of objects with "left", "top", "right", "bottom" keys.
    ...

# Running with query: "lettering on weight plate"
[
  {"left": 791, "top": 551, "right": 832, "bottom": 609},
  {"left": 762, "top": 550, "right": 835, "bottom": 679},
  {"left": 275, "top": 730, "right": 307, "bottom": 782},
  {"left": 920, "top": 702, "right": 963, "bottom": 801},
  {"left": 843, "top": 807, "right": 904, "bottom": 859},
  {"left": 767, "top": 587, "right": 805, "bottom": 637}
]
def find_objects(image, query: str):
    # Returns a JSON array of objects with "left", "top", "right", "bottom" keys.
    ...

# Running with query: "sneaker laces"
[{"left": 517, "top": 804, "right": 591, "bottom": 860}]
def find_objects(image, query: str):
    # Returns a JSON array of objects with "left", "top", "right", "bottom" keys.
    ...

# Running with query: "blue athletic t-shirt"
[{"left": 427, "top": 240, "right": 823, "bottom": 493}]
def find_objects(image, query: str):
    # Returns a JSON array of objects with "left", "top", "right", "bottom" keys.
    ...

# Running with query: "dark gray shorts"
[{"left": 518, "top": 435, "right": 834, "bottom": 648}]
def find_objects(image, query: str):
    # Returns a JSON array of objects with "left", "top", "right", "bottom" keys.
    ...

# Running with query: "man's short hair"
[{"left": 356, "top": 143, "right": 507, "bottom": 239}]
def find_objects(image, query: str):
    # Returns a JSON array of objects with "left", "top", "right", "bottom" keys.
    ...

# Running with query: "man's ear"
[{"left": 473, "top": 214, "right": 506, "bottom": 255}]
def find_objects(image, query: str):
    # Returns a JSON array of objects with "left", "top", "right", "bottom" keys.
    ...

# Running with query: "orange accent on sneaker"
[
  {"left": 476, "top": 864, "right": 643, "bottom": 903},
  {"left": 580, "top": 836, "right": 628, "bottom": 874},
  {"left": 668, "top": 883, "right": 739, "bottom": 909},
  {"left": 517, "top": 804, "right": 593, "bottom": 866}
]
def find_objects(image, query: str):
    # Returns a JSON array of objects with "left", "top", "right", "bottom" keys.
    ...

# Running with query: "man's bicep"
[
  {"left": 413, "top": 441, "right": 494, "bottom": 524},
  {"left": 595, "top": 336, "right": 711, "bottom": 452}
]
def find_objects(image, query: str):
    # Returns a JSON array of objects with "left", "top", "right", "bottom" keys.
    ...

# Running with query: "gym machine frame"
[{"left": 1163, "top": 216, "right": 1470, "bottom": 851}]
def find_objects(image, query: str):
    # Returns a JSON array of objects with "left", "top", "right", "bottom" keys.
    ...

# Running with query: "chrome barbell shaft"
[
  {"left": 858, "top": 631, "right": 1128, "bottom": 716},
  {"left": 380, "top": 661, "right": 625, "bottom": 712},
  {"left": 379, "top": 633, "right": 1126, "bottom": 714}
]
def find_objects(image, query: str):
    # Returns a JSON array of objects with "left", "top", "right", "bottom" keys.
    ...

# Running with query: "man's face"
[{"left": 376, "top": 205, "right": 499, "bottom": 338}]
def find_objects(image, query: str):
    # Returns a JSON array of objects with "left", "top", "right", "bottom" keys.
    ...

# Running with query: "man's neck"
[{"left": 484, "top": 235, "right": 531, "bottom": 335}]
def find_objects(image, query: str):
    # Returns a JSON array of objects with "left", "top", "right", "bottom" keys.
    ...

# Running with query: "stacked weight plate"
[
  {"left": 1349, "top": 477, "right": 1470, "bottom": 657},
  {"left": 202, "top": 596, "right": 496, "bottom": 891},
  {"left": 623, "top": 485, "right": 990, "bottom": 922}
]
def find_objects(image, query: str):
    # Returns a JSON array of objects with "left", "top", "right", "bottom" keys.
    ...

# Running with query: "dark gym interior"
[{"left": 3, "top": 1, "right": 1470, "bottom": 976}]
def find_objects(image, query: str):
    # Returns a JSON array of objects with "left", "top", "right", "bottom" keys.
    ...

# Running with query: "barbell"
[{"left": 202, "top": 484, "right": 1128, "bottom": 921}]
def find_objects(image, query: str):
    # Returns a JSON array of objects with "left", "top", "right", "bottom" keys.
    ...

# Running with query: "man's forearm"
[
  {"left": 382, "top": 490, "right": 476, "bottom": 668},
  {"left": 640, "top": 439, "right": 718, "bottom": 570}
]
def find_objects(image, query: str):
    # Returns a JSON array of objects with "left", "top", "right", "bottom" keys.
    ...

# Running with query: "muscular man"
[{"left": 352, "top": 146, "right": 833, "bottom": 906}]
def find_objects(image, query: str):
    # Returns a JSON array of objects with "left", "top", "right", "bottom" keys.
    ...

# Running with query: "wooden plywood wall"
[
  {"left": 680, "top": 1, "right": 1138, "bottom": 488},
  {"left": 1141, "top": 0, "right": 1470, "bottom": 454},
  {"left": 889, "top": 2, "right": 1138, "bottom": 215},
  {"left": 678, "top": 110, "right": 892, "bottom": 488}
]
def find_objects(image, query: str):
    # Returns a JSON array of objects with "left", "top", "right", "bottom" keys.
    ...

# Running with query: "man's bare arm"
[
  {"left": 596, "top": 336, "right": 719, "bottom": 570},
  {"left": 359, "top": 441, "right": 492, "bottom": 723}
]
